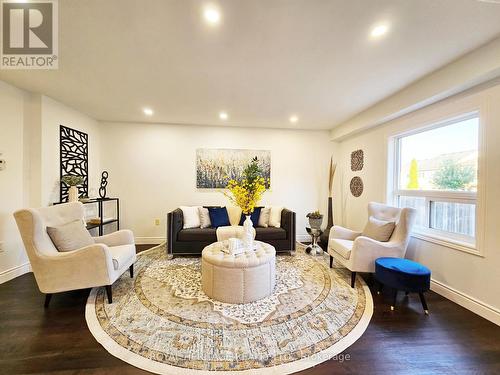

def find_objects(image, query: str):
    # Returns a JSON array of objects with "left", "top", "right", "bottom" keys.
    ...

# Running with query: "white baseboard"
[
  {"left": 135, "top": 237, "right": 165, "bottom": 245},
  {"left": 296, "top": 234, "right": 311, "bottom": 242},
  {"left": 431, "top": 279, "right": 500, "bottom": 326},
  {"left": 0, "top": 262, "right": 32, "bottom": 284}
]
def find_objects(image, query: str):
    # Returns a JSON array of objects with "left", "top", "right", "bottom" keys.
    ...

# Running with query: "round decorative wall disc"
[{"left": 350, "top": 176, "right": 363, "bottom": 197}]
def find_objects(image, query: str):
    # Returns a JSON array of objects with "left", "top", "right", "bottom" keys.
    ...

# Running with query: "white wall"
[
  {"left": 100, "top": 122, "right": 332, "bottom": 243},
  {"left": 333, "top": 82, "right": 500, "bottom": 324},
  {"left": 0, "top": 81, "right": 30, "bottom": 282},
  {"left": 40, "top": 96, "right": 101, "bottom": 205}
]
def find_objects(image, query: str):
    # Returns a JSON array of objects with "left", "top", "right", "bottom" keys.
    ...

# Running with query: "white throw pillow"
[
  {"left": 258, "top": 207, "right": 271, "bottom": 227},
  {"left": 180, "top": 206, "right": 201, "bottom": 229},
  {"left": 198, "top": 207, "right": 211, "bottom": 228},
  {"left": 268, "top": 206, "right": 283, "bottom": 228},
  {"left": 362, "top": 216, "right": 396, "bottom": 242},
  {"left": 47, "top": 219, "right": 94, "bottom": 252}
]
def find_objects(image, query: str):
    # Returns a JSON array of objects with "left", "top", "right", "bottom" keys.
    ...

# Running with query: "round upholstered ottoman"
[
  {"left": 375, "top": 257, "right": 431, "bottom": 314},
  {"left": 201, "top": 241, "right": 276, "bottom": 304}
]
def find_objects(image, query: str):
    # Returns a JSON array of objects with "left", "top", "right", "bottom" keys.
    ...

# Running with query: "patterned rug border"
[{"left": 85, "top": 243, "right": 373, "bottom": 375}]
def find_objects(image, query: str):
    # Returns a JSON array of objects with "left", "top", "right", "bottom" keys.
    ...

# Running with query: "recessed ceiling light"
[
  {"left": 203, "top": 6, "right": 221, "bottom": 25},
  {"left": 289, "top": 115, "right": 299, "bottom": 124},
  {"left": 143, "top": 108, "right": 153, "bottom": 116},
  {"left": 370, "top": 23, "right": 389, "bottom": 39},
  {"left": 219, "top": 111, "right": 228, "bottom": 120}
]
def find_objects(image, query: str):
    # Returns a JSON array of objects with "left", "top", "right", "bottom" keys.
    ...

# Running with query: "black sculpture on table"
[{"left": 99, "top": 171, "right": 108, "bottom": 199}]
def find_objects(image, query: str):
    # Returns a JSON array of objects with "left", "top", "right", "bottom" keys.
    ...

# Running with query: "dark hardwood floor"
[{"left": 1, "top": 244, "right": 499, "bottom": 375}]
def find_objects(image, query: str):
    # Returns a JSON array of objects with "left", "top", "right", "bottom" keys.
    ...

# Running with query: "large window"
[{"left": 393, "top": 113, "right": 479, "bottom": 247}]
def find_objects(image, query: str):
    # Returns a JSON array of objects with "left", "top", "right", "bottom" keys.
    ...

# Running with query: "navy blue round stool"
[{"left": 375, "top": 257, "right": 431, "bottom": 315}]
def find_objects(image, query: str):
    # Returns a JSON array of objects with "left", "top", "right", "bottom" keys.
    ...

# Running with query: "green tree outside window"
[{"left": 432, "top": 159, "right": 475, "bottom": 190}]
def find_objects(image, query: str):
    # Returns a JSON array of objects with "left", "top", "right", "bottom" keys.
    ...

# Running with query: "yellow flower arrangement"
[{"left": 224, "top": 157, "right": 268, "bottom": 214}]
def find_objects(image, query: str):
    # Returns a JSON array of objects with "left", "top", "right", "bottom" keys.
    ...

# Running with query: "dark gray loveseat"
[{"left": 167, "top": 207, "right": 296, "bottom": 256}]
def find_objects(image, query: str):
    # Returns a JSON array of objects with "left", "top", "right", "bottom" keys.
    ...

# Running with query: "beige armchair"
[
  {"left": 328, "top": 202, "right": 416, "bottom": 287},
  {"left": 14, "top": 202, "right": 136, "bottom": 306}
]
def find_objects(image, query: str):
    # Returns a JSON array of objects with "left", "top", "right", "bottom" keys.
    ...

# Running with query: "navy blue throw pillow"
[
  {"left": 239, "top": 207, "right": 262, "bottom": 227},
  {"left": 208, "top": 207, "right": 230, "bottom": 228}
]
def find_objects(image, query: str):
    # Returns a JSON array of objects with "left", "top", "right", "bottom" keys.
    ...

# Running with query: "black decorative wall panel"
[{"left": 60, "top": 125, "right": 88, "bottom": 202}]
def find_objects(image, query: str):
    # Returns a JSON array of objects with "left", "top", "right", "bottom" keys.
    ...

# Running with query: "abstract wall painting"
[{"left": 196, "top": 148, "right": 271, "bottom": 189}]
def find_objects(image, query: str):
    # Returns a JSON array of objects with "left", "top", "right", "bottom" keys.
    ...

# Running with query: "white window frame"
[{"left": 390, "top": 112, "right": 483, "bottom": 255}]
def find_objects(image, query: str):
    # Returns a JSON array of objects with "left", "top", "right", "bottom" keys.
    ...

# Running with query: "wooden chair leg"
[
  {"left": 105, "top": 285, "right": 112, "bottom": 304},
  {"left": 419, "top": 292, "right": 429, "bottom": 315},
  {"left": 129, "top": 264, "right": 134, "bottom": 278},
  {"left": 350, "top": 272, "right": 356, "bottom": 288},
  {"left": 329, "top": 256, "right": 333, "bottom": 268},
  {"left": 44, "top": 293, "right": 52, "bottom": 308},
  {"left": 391, "top": 289, "right": 398, "bottom": 311}
]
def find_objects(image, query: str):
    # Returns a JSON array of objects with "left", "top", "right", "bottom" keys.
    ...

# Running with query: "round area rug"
[{"left": 86, "top": 243, "right": 373, "bottom": 375}]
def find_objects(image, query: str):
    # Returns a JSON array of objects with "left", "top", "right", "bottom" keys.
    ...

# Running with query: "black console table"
[{"left": 55, "top": 198, "right": 119, "bottom": 236}]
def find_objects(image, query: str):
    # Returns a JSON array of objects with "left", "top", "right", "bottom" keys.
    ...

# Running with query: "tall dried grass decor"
[{"left": 320, "top": 158, "right": 337, "bottom": 248}]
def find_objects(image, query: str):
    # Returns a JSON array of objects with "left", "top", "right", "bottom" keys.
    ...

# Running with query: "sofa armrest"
[
  {"left": 281, "top": 208, "right": 296, "bottom": 250},
  {"left": 167, "top": 208, "right": 183, "bottom": 254}
]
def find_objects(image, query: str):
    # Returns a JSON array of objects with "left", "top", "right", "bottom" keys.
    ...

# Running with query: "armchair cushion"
[
  {"left": 329, "top": 238, "right": 353, "bottom": 259},
  {"left": 362, "top": 216, "right": 396, "bottom": 242},
  {"left": 47, "top": 219, "right": 94, "bottom": 252},
  {"left": 108, "top": 244, "right": 136, "bottom": 271}
]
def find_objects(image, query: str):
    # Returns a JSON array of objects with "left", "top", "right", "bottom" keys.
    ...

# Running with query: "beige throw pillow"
[
  {"left": 258, "top": 207, "right": 271, "bottom": 227},
  {"left": 226, "top": 206, "right": 243, "bottom": 226},
  {"left": 269, "top": 206, "right": 283, "bottom": 228},
  {"left": 362, "top": 216, "right": 396, "bottom": 242},
  {"left": 47, "top": 219, "right": 94, "bottom": 252},
  {"left": 198, "top": 207, "right": 212, "bottom": 228}
]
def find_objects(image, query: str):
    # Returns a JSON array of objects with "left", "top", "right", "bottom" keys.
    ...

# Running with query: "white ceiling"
[{"left": 1, "top": 0, "right": 500, "bottom": 130}]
